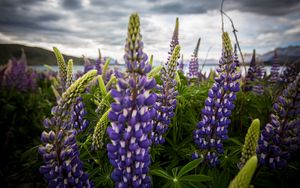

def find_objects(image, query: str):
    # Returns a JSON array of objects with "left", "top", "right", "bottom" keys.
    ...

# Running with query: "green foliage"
[
  {"left": 229, "top": 156, "right": 258, "bottom": 188},
  {"left": 151, "top": 158, "right": 212, "bottom": 188}
]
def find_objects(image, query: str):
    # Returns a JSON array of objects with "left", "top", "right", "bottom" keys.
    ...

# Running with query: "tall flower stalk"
[
  {"left": 188, "top": 38, "right": 201, "bottom": 78},
  {"left": 193, "top": 32, "right": 241, "bottom": 166},
  {"left": 252, "top": 63, "right": 265, "bottom": 95},
  {"left": 39, "top": 70, "right": 97, "bottom": 187},
  {"left": 257, "top": 73, "right": 300, "bottom": 169},
  {"left": 107, "top": 13, "right": 157, "bottom": 187},
  {"left": 166, "top": 17, "right": 179, "bottom": 66},
  {"left": 269, "top": 49, "right": 280, "bottom": 83},
  {"left": 152, "top": 45, "right": 180, "bottom": 145},
  {"left": 178, "top": 54, "right": 184, "bottom": 73},
  {"left": 243, "top": 49, "right": 256, "bottom": 92}
]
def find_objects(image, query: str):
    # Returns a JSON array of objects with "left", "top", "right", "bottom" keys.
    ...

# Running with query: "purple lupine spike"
[
  {"left": 107, "top": 13, "right": 156, "bottom": 188},
  {"left": 280, "top": 63, "right": 299, "bottom": 84},
  {"left": 166, "top": 17, "right": 179, "bottom": 66},
  {"left": 83, "top": 55, "right": 94, "bottom": 74},
  {"left": 269, "top": 49, "right": 280, "bottom": 83},
  {"left": 178, "top": 54, "right": 184, "bottom": 73},
  {"left": 257, "top": 73, "right": 300, "bottom": 169},
  {"left": 38, "top": 70, "right": 96, "bottom": 187},
  {"left": 252, "top": 63, "right": 266, "bottom": 95},
  {"left": 1, "top": 49, "right": 37, "bottom": 92},
  {"left": 193, "top": 33, "right": 241, "bottom": 166},
  {"left": 188, "top": 38, "right": 201, "bottom": 78},
  {"left": 152, "top": 45, "right": 180, "bottom": 145},
  {"left": 243, "top": 49, "right": 256, "bottom": 91},
  {"left": 71, "top": 97, "right": 89, "bottom": 132},
  {"left": 95, "top": 49, "right": 105, "bottom": 75}
]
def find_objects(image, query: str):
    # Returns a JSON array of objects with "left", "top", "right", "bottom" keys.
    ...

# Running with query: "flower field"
[{"left": 0, "top": 12, "right": 299, "bottom": 188}]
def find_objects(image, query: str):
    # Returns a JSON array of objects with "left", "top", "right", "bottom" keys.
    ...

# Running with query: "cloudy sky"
[{"left": 0, "top": 0, "right": 299, "bottom": 62}]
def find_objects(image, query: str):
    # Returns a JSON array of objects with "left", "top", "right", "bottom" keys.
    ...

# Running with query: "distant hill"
[
  {"left": 260, "top": 46, "right": 300, "bottom": 65},
  {"left": 0, "top": 44, "right": 83, "bottom": 65}
]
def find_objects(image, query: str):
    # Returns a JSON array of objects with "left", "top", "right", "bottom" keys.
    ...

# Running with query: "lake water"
[{"left": 30, "top": 64, "right": 283, "bottom": 76}]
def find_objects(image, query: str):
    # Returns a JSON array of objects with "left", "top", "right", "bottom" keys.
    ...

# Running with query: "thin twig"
[
  {"left": 220, "top": 0, "right": 225, "bottom": 33},
  {"left": 221, "top": 10, "right": 247, "bottom": 74}
]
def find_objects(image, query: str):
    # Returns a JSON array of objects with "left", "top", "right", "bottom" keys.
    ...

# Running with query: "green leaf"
[
  {"left": 180, "top": 174, "right": 212, "bottom": 182},
  {"left": 148, "top": 65, "right": 163, "bottom": 78},
  {"left": 175, "top": 71, "right": 181, "bottom": 85},
  {"left": 149, "top": 54, "right": 153, "bottom": 67},
  {"left": 102, "top": 58, "right": 111, "bottom": 79},
  {"left": 177, "top": 158, "right": 202, "bottom": 177},
  {"left": 151, "top": 169, "right": 173, "bottom": 180},
  {"left": 98, "top": 75, "right": 107, "bottom": 96}
]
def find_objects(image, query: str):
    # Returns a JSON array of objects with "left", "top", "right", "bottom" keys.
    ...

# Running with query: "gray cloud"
[
  {"left": 61, "top": 0, "right": 82, "bottom": 9},
  {"left": 0, "top": 0, "right": 299, "bottom": 61}
]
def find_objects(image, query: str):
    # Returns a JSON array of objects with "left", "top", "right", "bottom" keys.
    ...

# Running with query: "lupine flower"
[
  {"left": 188, "top": 38, "right": 201, "bottom": 78},
  {"left": 166, "top": 17, "right": 179, "bottom": 66},
  {"left": 152, "top": 45, "right": 180, "bottom": 145},
  {"left": 193, "top": 32, "right": 241, "bottom": 166},
  {"left": 252, "top": 64, "right": 266, "bottom": 95},
  {"left": 95, "top": 49, "right": 105, "bottom": 75},
  {"left": 83, "top": 56, "right": 95, "bottom": 74},
  {"left": 280, "top": 63, "right": 299, "bottom": 84},
  {"left": 243, "top": 49, "right": 256, "bottom": 92},
  {"left": 92, "top": 108, "right": 110, "bottom": 150},
  {"left": 229, "top": 156, "right": 258, "bottom": 188},
  {"left": 53, "top": 47, "right": 68, "bottom": 91},
  {"left": 39, "top": 70, "right": 97, "bottom": 187},
  {"left": 238, "top": 119, "right": 260, "bottom": 169},
  {"left": 178, "top": 54, "right": 184, "bottom": 73},
  {"left": 1, "top": 49, "right": 37, "bottom": 92},
  {"left": 71, "top": 97, "right": 89, "bottom": 132},
  {"left": 269, "top": 50, "right": 280, "bottom": 83},
  {"left": 106, "top": 13, "right": 157, "bottom": 188},
  {"left": 257, "top": 73, "right": 300, "bottom": 169}
]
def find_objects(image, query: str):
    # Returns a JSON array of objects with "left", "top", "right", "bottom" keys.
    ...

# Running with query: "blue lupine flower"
[
  {"left": 1, "top": 49, "right": 37, "bottom": 92},
  {"left": 71, "top": 97, "right": 89, "bottom": 132},
  {"left": 107, "top": 13, "right": 156, "bottom": 188},
  {"left": 257, "top": 73, "right": 300, "bottom": 169},
  {"left": 243, "top": 49, "right": 256, "bottom": 92},
  {"left": 152, "top": 45, "right": 180, "bottom": 145},
  {"left": 178, "top": 54, "right": 184, "bottom": 73},
  {"left": 39, "top": 70, "right": 96, "bottom": 187},
  {"left": 166, "top": 17, "right": 179, "bottom": 66},
  {"left": 269, "top": 50, "right": 280, "bottom": 83},
  {"left": 193, "top": 32, "right": 241, "bottom": 166},
  {"left": 280, "top": 63, "right": 299, "bottom": 84},
  {"left": 188, "top": 38, "right": 201, "bottom": 78},
  {"left": 252, "top": 64, "right": 266, "bottom": 95},
  {"left": 83, "top": 56, "right": 95, "bottom": 74}
]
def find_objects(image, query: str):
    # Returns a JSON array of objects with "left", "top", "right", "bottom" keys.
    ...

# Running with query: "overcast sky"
[{"left": 0, "top": 0, "right": 299, "bottom": 62}]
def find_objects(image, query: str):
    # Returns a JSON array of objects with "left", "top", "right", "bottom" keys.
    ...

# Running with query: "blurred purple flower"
[
  {"left": 257, "top": 73, "right": 300, "bottom": 169},
  {"left": 193, "top": 33, "right": 241, "bottom": 166}
]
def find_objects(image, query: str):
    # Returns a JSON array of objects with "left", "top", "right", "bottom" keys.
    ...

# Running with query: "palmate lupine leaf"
[
  {"left": 229, "top": 156, "right": 258, "bottom": 188},
  {"left": 238, "top": 119, "right": 260, "bottom": 169}
]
